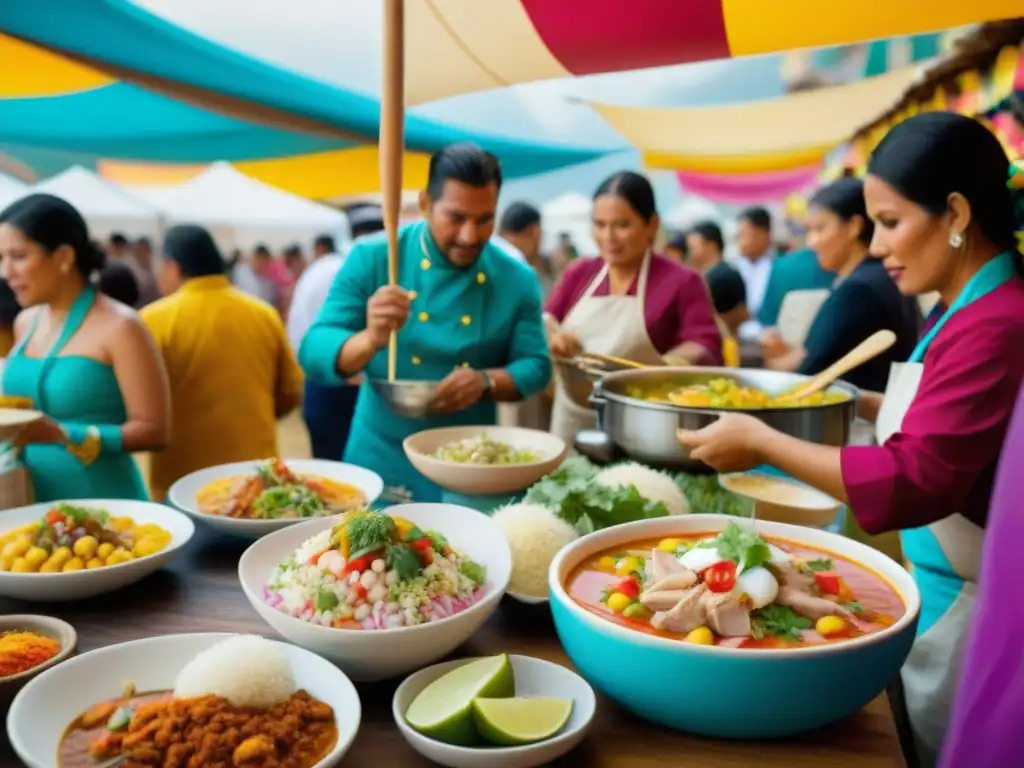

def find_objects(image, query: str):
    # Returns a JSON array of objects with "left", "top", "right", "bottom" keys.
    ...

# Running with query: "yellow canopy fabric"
[
  {"left": 589, "top": 67, "right": 923, "bottom": 174},
  {"left": 100, "top": 148, "right": 431, "bottom": 201}
]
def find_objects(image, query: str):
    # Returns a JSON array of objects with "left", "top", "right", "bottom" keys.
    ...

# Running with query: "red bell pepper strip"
[
  {"left": 814, "top": 571, "right": 840, "bottom": 595},
  {"left": 343, "top": 552, "right": 378, "bottom": 575}
]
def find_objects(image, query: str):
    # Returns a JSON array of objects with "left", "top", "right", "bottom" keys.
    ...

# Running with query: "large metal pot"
[{"left": 588, "top": 367, "right": 858, "bottom": 471}]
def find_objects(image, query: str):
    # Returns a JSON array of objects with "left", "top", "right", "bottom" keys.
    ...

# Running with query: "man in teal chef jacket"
[{"left": 300, "top": 143, "right": 552, "bottom": 502}]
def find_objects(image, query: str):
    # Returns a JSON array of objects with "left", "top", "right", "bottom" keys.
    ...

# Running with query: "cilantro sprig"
[
  {"left": 751, "top": 604, "right": 812, "bottom": 640},
  {"left": 696, "top": 523, "right": 771, "bottom": 572}
]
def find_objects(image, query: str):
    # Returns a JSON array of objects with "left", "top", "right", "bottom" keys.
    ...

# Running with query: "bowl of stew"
[{"left": 548, "top": 514, "right": 919, "bottom": 738}]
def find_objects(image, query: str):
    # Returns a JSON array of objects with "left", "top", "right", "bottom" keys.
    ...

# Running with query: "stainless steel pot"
[{"left": 588, "top": 367, "right": 858, "bottom": 471}]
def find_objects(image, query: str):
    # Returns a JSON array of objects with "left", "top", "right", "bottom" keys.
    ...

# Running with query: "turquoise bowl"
[{"left": 548, "top": 514, "right": 919, "bottom": 739}]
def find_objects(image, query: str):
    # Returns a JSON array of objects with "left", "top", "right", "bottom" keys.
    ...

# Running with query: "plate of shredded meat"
[{"left": 7, "top": 633, "right": 361, "bottom": 768}]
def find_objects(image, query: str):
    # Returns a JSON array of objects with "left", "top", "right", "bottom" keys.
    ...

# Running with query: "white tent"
[
  {"left": 540, "top": 192, "right": 597, "bottom": 257},
  {"left": 129, "top": 162, "right": 347, "bottom": 252},
  {"left": 0, "top": 172, "right": 28, "bottom": 210},
  {"left": 30, "top": 166, "right": 162, "bottom": 240}
]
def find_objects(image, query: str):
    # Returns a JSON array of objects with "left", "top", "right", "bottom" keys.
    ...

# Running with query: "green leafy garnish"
[
  {"left": 675, "top": 474, "right": 747, "bottom": 517},
  {"left": 56, "top": 503, "right": 109, "bottom": 525},
  {"left": 845, "top": 601, "right": 864, "bottom": 614},
  {"left": 599, "top": 587, "right": 612, "bottom": 603},
  {"left": 557, "top": 484, "right": 668, "bottom": 537},
  {"left": 459, "top": 559, "right": 487, "bottom": 587},
  {"left": 699, "top": 523, "right": 771, "bottom": 572},
  {"left": 347, "top": 513, "right": 397, "bottom": 556},
  {"left": 524, "top": 454, "right": 599, "bottom": 509},
  {"left": 385, "top": 543, "right": 422, "bottom": 581},
  {"left": 750, "top": 604, "right": 813, "bottom": 640},
  {"left": 427, "top": 530, "right": 449, "bottom": 552},
  {"left": 403, "top": 525, "right": 427, "bottom": 542},
  {"left": 251, "top": 484, "right": 326, "bottom": 519},
  {"left": 805, "top": 558, "right": 834, "bottom": 572}
]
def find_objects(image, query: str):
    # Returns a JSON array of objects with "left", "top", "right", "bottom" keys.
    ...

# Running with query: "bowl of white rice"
[{"left": 239, "top": 503, "right": 512, "bottom": 682}]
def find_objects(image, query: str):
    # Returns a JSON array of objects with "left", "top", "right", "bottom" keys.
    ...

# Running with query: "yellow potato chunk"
[
  {"left": 24, "top": 546, "right": 49, "bottom": 568},
  {"left": 132, "top": 538, "right": 166, "bottom": 558},
  {"left": 62, "top": 557, "right": 85, "bottom": 572},
  {"left": 73, "top": 535, "right": 99, "bottom": 559},
  {"left": 10, "top": 557, "right": 33, "bottom": 573},
  {"left": 86, "top": 557, "right": 105, "bottom": 569},
  {"left": 96, "top": 542, "right": 115, "bottom": 560},
  {"left": 2, "top": 537, "right": 31, "bottom": 559}
]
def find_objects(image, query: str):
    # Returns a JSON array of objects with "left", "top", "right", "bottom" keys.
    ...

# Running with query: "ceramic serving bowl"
[
  {"left": 239, "top": 503, "right": 512, "bottom": 682},
  {"left": 719, "top": 471, "right": 843, "bottom": 528},
  {"left": 167, "top": 458, "right": 384, "bottom": 539},
  {"left": 0, "top": 615, "right": 76, "bottom": 711},
  {"left": 548, "top": 514, "right": 920, "bottom": 739},
  {"left": 392, "top": 655, "right": 596, "bottom": 768},
  {"left": 7, "top": 632, "right": 361, "bottom": 768},
  {"left": 404, "top": 426, "right": 567, "bottom": 496},
  {"left": 0, "top": 500, "right": 194, "bottom": 602}
]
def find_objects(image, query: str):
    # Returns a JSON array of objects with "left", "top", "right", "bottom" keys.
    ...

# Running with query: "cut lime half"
[
  {"left": 472, "top": 696, "right": 574, "bottom": 746},
  {"left": 405, "top": 654, "right": 515, "bottom": 746}
]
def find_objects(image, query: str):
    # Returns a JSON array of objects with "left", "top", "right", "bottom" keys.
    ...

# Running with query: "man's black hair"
[
  {"left": 499, "top": 202, "right": 541, "bottom": 234},
  {"left": 737, "top": 206, "right": 771, "bottom": 231},
  {"left": 426, "top": 143, "right": 502, "bottom": 199}
]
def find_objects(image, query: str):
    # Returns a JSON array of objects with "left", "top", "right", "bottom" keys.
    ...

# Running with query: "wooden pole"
[{"left": 381, "top": 0, "right": 405, "bottom": 382}]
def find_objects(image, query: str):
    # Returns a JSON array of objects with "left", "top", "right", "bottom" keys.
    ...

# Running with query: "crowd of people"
[{"left": 0, "top": 111, "right": 1022, "bottom": 767}]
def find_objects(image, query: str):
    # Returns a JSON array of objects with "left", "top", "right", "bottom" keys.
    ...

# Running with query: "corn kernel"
[
  {"left": 606, "top": 592, "right": 633, "bottom": 613},
  {"left": 686, "top": 626, "right": 715, "bottom": 645},
  {"left": 816, "top": 615, "right": 846, "bottom": 636}
]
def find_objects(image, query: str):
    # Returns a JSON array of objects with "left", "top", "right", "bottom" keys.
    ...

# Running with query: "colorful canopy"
[{"left": 0, "top": 1, "right": 1020, "bottom": 198}]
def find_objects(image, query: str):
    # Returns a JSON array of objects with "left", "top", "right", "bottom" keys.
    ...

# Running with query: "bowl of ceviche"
[
  {"left": 239, "top": 503, "right": 512, "bottom": 682},
  {"left": 168, "top": 458, "right": 384, "bottom": 539},
  {"left": 0, "top": 501, "right": 194, "bottom": 602},
  {"left": 548, "top": 515, "right": 920, "bottom": 739},
  {"left": 404, "top": 427, "right": 568, "bottom": 496}
]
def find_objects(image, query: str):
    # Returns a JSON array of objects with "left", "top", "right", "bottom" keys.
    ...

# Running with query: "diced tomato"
[
  {"left": 703, "top": 561, "right": 737, "bottom": 593},
  {"left": 814, "top": 571, "right": 841, "bottom": 595},
  {"left": 613, "top": 577, "right": 640, "bottom": 601},
  {"left": 45, "top": 510, "right": 64, "bottom": 526},
  {"left": 309, "top": 552, "right": 322, "bottom": 566},
  {"left": 343, "top": 553, "right": 378, "bottom": 575}
]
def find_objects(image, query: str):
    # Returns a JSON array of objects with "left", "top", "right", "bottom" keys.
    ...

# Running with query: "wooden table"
[{"left": 0, "top": 527, "right": 907, "bottom": 768}]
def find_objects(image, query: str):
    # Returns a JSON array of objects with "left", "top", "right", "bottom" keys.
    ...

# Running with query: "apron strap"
[{"left": 33, "top": 287, "right": 97, "bottom": 412}]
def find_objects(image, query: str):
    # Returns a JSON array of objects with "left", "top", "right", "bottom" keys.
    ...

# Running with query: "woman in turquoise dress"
[{"left": 0, "top": 194, "right": 171, "bottom": 501}]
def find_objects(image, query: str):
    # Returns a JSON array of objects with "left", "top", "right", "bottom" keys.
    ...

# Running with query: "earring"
[{"left": 949, "top": 232, "right": 964, "bottom": 249}]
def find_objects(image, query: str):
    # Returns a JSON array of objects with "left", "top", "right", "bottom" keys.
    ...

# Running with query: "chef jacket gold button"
[
  {"left": 408, "top": 290, "right": 418, "bottom": 301},
  {"left": 420, "top": 258, "right": 430, "bottom": 270},
  {"left": 418, "top": 311, "right": 429, "bottom": 322},
  {"left": 461, "top": 315, "right": 472, "bottom": 326},
  {"left": 460, "top": 361, "right": 470, "bottom": 368},
  {"left": 476, "top": 272, "right": 486, "bottom": 284},
  {"left": 411, "top": 356, "right": 421, "bottom": 365}
]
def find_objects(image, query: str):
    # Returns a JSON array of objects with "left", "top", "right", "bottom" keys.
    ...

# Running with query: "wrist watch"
[{"left": 478, "top": 370, "right": 495, "bottom": 399}]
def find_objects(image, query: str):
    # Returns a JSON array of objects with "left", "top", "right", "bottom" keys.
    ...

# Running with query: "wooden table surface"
[{"left": 0, "top": 524, "right": 908, "bottom": 768}]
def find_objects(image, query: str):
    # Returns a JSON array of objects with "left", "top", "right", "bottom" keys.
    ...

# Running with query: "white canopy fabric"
[
  {"left": 0, "top": 172, "right": 27, "bottom": 210},
  {"left": 30, "top": 165, "right": 162, "bottom": 239},
  {"left": 128, "top": 162, "right": 348, "bottom": 252}
]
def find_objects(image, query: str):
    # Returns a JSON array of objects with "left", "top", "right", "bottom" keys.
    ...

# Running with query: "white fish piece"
[
  {"left": 679, "top": 546, "right": 725, "bottom": 573},
  {"left": 735, "top": 566, "right": 779, "bottom": 609}
]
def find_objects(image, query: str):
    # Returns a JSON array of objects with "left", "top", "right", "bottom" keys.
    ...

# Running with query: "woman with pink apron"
[
  {"left": 545, "top": 171, "right": 722, "bottom": 442},
  {"left": 677, "top": 113, "right": 1024, "bottom": 767}
]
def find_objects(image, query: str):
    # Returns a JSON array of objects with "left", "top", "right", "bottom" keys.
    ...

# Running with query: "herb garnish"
[
  {"left": 845, "top": 601, "right": 864, "bottom": 614},
  {"left": 804, "top": 558, "right": 834, "bottom": 572},
  {"left": 750, "top": 605, "right": 813, "bottom": 640},
  {"left": 697, "top": 523, "right": 771, "bottom": 572},
  {"left": 347, "top": 513, "right": 397, "bottom": 557},
  {"left": 459, "top": 559, "right": 486, "bottom": 587}
]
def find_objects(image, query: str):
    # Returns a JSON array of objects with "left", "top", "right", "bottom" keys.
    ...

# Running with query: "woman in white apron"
[
  {"left": 677, "top": 113, "right": 1024, "bottom": 767},
  {"left": 544, "top": 171, "right": 723, "bottom": 442}
]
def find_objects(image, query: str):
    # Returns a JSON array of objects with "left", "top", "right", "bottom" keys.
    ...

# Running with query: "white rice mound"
[
  {"left": 492, "top": 502, "right": 578, "bottom": 598},
  {"left": 594, "top": 462, "right": 690, "bottom": 516},
  {"left": 174, "top": 635, "right": 296, "bottom": 709}
]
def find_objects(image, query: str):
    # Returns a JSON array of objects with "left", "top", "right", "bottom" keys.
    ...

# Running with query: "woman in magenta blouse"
[
  {"left": 679, "top": 113, "right": 1024, "bottom": 768},
  {"left": 545, "top": 171, "right": 721, "bottom": 440}
]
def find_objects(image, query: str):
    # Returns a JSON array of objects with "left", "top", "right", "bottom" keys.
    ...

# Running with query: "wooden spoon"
[
  {"left": 778, "top": 329, "right": 897, "bottom": 403},
  {"left": 577, "top": 352, "right": 653, "bottom": 370}
]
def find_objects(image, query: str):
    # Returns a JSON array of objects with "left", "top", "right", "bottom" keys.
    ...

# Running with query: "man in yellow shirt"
[{"left": 141, "top": 225, "right": 303, "bottom": 500}]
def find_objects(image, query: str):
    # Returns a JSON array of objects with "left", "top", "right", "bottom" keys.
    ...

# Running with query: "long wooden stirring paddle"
[
  {"left": 380, "top": 0, "right": 405, "bottom": 382},
  {"left": 778, "top": 329, "right": 897, "bottom": 403}
]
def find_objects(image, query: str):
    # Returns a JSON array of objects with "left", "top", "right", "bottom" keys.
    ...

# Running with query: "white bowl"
[
  {"left": 719, "top": 471, "right": 843, "bottom": 527},
  {"left": 0, "top": 407, "right": 42, "bottom": 442},
  {"left": 167, "top": 458, "right": 384, "bottom": 539},
  {"left": 403, "top": 426, "right": 567, "bottom": 495},
  {"left": 393, "top": 655, "right": 595, "bottom": 768},
  {"left": 7, "top": 632, "right": 361, "bottom": 768},
  {"left": 239, "top": 503, "right": 512, "bottom": 682},
  {"left": 0, "top": 500, "right": 194, "bottom": 602}
]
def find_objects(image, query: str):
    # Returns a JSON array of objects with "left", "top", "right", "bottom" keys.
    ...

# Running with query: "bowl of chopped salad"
[
  {"left": 404, "top": 427, "right": 568, "bottom": 495},
  {"left": 239, "top": 503, "right": 512, "bottom": 682},
  {"left": 168, "top": 458, "right": 383, "bottom": 539}
]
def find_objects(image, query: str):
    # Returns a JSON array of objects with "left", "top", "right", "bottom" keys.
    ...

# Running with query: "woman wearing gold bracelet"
[{"left": 0, "top": 194, "right": 170, "bottom": 501}]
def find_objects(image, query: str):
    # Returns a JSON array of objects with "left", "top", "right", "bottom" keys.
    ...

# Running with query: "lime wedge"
[
  {"left": 406, "top": 654, "right": 515, "bottom": 745},
  {"left": 472, "top": 697, "right": 573, "bottom": 746}
]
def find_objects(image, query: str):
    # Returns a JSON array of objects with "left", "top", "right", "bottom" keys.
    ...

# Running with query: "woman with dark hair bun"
[
  {"left": 679, "top": 112, "right": 1024, "bottom": 767},
  {"left": 0, "top": 193, "right": 170, "bottom": 501},
  {"left": 545, "top": 171, "right": 722, "bottom": 441},
  {"left": 765, "top": 176, "right": 922, "bottom": 391}
]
